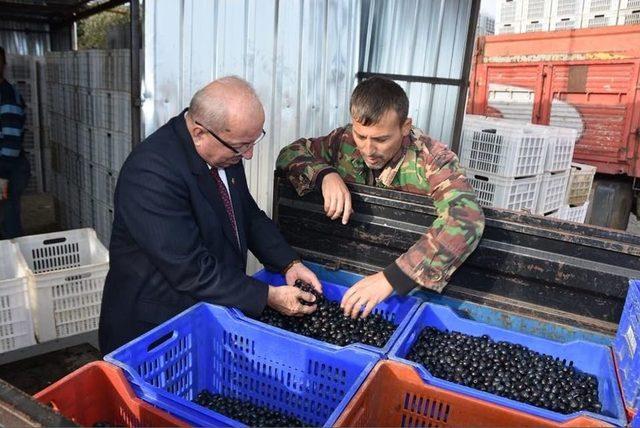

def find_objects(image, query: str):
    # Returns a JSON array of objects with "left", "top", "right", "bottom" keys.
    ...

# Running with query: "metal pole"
[
  {"left": 450, "top": 0, "right": 481, "bottom": 155},
  {"left": 130, "top": 0, "right": 141, "bottom": 148}
]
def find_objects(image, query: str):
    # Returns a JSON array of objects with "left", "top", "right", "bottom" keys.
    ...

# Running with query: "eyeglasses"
[{"left": 194, "top": 119, "right": 266, "bottom": 155}]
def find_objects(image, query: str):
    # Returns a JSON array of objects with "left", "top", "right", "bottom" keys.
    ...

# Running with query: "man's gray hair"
[{"left": 189, "top": 76, "right": 260, "bottom": 132}]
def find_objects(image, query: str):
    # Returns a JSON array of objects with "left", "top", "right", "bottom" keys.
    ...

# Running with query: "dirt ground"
[{"left": 0, "top": 344, "right": 101, "bottom": 395}]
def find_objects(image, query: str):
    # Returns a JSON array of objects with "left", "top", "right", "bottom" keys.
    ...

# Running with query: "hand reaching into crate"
[
  {"left": 267, "top": 285, "right": 318, "bottom": 317},
  {"left": 341, "top": 272, "right": 393, "bottom": 319}
]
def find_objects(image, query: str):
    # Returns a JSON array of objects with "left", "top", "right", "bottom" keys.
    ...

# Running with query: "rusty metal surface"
[
  {"left": 0, "top": 378, "right": 76, "bottom": 427},
  {"left": 275, "top": 178, "right": 640, "bottom": 335},
  {"left": 467, "top": 26, "right": 640, "bottom": 177}
]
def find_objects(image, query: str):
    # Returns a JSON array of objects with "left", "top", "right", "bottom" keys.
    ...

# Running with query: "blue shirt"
[{"left": 0, "top": 79, "right": 25, "bottom": 158}]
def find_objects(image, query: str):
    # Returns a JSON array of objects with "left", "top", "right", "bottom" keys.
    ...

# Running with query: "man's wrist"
[{"left": 282, "top": 259, "right": 302, "bottom": 274}]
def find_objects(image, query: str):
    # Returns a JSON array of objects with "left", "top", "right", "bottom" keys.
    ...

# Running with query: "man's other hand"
[
  {"left": 340, "top": 272, "right": 393, "bottom": 319},
  {"left": 267, "top": 285, "right": 317, "bottom": 316},
  {"left": 321, "top": 172, "right": 353, "bottom": 225},
  {"left": 0, "top": 178, "right": 8, "bottom": 201},
  {"left": 285, "top": 261, "right": 323, "bottom": 294}
]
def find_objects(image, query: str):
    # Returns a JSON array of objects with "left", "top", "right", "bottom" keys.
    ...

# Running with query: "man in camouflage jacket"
[{"left": 277, "top": 77, "right": 485, "bottom": 318}]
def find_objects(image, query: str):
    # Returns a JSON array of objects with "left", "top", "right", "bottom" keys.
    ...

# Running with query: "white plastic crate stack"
[
  {"left": 461, "top": 116, "right": 545, "bottom": 212},
  {"left": 45, "top": 49, "right": 132, "bottom": 246},
  {"left": 13, "top": 229, "right": 108, "bottom": 342},
  {"left": 581, "top": 0, "right": 620, "bottom": 27},
  {"left": 535, "top": 126, "right": 576, "bottom": 215},
  {"left": 4, "top": 54, "right": 44, "bottom": 194},
  {"left": 523, "top": 0, "right": 553, "bottom": 31},
  {"left": 618, "top": 0, "right": 640, "bottom": 24},
  {"left": 555, "top": 162, "right": 596, "bottom": 223},
  {"left": 550, "top": 0, "right": 585, "bottom": 29},
  {"left": 0, "top": 240, "right": 36, "bottom": 352},
  {"left": 462, "top": 115, "right": 578, "bottom": 216},
  {"left": 497, "top": 0, "right": 524, "bottom": 33}
]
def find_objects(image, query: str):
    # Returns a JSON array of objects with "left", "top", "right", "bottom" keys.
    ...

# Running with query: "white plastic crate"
[
  {"left": 551, "top": 0, "right": 584, "bottom": 15},
  {"left": 461, "top": 117, "right": 547, "bottom": 178},
  {"left": 584, "top": 0, "right": 620, "bottom": 13},
  {"left": 544, "top": 127, "right": 576, "bottom": 172},
  {"left": 466, "top": 170, "right": 542, "bottom": 212},
  {"left": 581, "top": 10, "right": 618, "bottom": 26},
  {"left": 536, "top": 170, "right": 570, "bottom": 214},
  {"left": 524, "top": 19, "right": 551, "bottom": 31},
  {"left": 497, "top": 22, "right": 521, "bottom": 33},
  {"left": 14, "top": 229, "right": 109, "bottom": 343},
  {"left": 566, "top": 162, "right": 596, "bottom": 205},
  {"left": 559, "top": 202, "right": 590, "bottom": 223},
  {"left": 524, "top": 0, "right": 553, "bottom": 20},
  {"left": 499, "top": 0, "right": 524, "bottom": 22},
  {"left": 618, "top": 8, "right": 640, "bottom": 24},
  {"left": 551, "top": 16, "right": 581, "bottom": 29},
  {"left": 621, "top": 0, "right": 640, "bottom": 7},
  {"left": 0, "top": 241, "right": 36, "bottom": 352}
]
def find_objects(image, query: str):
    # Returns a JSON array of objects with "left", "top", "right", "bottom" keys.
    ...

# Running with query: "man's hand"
[
  {"left": 340, "top": 272, "right": 394, "bottom": 319},
  {"left": 267, "top": 285, "right": 317, "bottom": 316},
  {"left": 321, "top": 172, "right": 353, "bottom": 225},
  {"left": 0, "top": 178, "right": 8, "bottom": 201},
  {"left": 285, "top": 261, "right": 323, "bottom": 294}
]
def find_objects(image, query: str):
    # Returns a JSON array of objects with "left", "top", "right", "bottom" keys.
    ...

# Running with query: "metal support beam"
[
  {"left": 450, "top": 0, "right": 481, "bottom": 155},
  {"left": 130, "top": 0, "right": 142, "bottom": 147},
  {"left": 356, "top": 71, "right": 464, "bottom": 87}
]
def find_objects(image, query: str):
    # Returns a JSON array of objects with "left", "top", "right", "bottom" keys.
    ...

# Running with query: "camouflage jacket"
[{"left": 276, "top": 125, "right": 485, "bottom": 294}]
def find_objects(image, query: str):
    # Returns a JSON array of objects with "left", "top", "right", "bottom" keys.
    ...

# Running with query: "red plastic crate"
[
  {"left": 34, "top": 361, "right": 186, "bottom": 427},
  {"left": 335, "top": 361, "right": 611, "bottom": 427}
]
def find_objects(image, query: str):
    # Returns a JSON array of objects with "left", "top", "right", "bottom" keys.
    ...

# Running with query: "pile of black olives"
[
  {"left": 258, "top": 280, "right": 396, "bottom": 348},
  {"left": 406, "top": 327, "right": 603, "bottom": 414},
  {"left": 194, "top": 390, "right": 306, "bottom": 427}
]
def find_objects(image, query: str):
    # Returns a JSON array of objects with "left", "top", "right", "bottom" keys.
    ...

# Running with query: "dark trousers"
[{"left": 0, "top": 154, "right": 31, "bottom": 239}]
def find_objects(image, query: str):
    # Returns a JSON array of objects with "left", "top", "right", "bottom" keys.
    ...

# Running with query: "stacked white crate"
[
  {"left": 461, "top": 115, "right": 545, "bottom": 212},
  {"left": 550, "top": 0, "right": 585, "bottom": 29},
  {"left": 523, "top": 0, "right": 553, "bottom": 31},
  {"left": 581, "top": 0, "right": 620, "bottom": 27},
  {"left": 44, "top": 49, "right": 132, "bottom": 246},
  {"left": 535, "top": 126, "right": 575, "bottom": 215},
  {"left": 497, "top": 0, "right": 524, "bottom": 33},
  {"left": 461, "top": 115, "right": 577, "bottom": 216},
  {"left": 618, "top": 0, "right": 640, "bottom": 24},
  {"left": 5, "top": 54, "right": 44, "bottom": 194}
]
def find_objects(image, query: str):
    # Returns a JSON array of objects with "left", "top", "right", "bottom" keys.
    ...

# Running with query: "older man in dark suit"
[{"left": 99, "top": 76, "right": 321, "bottom": 354}]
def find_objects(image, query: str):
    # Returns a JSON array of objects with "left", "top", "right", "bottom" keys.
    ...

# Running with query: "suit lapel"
[{"left": 173, "top": 111, "right": 242, "bottom": 255}]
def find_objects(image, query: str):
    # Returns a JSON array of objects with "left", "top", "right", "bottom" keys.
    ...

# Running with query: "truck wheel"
[{"left": 586, "top": 176, "right": 633, "bottom": 230}]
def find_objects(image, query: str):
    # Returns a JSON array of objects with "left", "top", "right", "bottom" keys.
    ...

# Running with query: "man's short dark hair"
[{"left": 350, "top": 77, "right": 409, "bottom": 127}]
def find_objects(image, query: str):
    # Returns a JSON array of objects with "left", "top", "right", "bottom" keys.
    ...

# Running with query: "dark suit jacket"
[{"left": 98, "top": 111, "right": 297, "bottom": 354}]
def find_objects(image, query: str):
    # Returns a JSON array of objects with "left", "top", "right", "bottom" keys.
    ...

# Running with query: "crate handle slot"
[
  {"left": 481, "top": 128, "right": 497, "bottom": 134},
  {"left": 147, "top": 331, "right": 176, "bottom": 353},
  {"left": 64, "top": 272, "right": 92, "bottom": 282},
  {"left": 474, "top": 175, "right": 489, "bottom": 181},
  {"left": 43, "top": 237, "right": 67, "bottom": 245}
]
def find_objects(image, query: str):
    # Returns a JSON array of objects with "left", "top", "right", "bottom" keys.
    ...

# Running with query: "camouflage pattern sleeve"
[
  {"left": 276, "top": 127, "right": 347, "bottom": 196},
  {"left": 383, "top": 141, "right": 485, "bottom": 294}
]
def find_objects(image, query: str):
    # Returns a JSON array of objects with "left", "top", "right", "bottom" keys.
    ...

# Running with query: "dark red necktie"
[{"left": 211, "top": 168, "right": 240, "bottom": 248}]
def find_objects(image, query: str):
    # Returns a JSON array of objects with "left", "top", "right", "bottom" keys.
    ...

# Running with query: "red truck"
[{"left": 467, "top": 25, "right": 640, "bottom": 229}]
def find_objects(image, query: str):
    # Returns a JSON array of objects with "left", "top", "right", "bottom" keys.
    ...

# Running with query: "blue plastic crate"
[
  {"left": 615, "top": 279, "right": 640, "bottom": 411},
  {"left": 389, "top": 303, "right": 627, "bottom": 426},
  {"left": 104, "top": 302, "right": 380, "bottom": 427},
  {"left": 247, "top": 269, "right": 421, "bottom": 355}
]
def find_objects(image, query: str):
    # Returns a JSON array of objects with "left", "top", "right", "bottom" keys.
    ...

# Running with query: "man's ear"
[{"left": 402, "top": 117, "right": 412, "bottom": 136}]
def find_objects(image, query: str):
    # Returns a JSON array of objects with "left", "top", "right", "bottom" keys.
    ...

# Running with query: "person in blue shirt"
[{"left": 0, "top": 46, "right": 30, "bottom": 238}]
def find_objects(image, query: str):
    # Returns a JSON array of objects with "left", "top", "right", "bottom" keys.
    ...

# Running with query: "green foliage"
[{"left": 77, "top": 6, "right": 130, "bottom": 50}]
